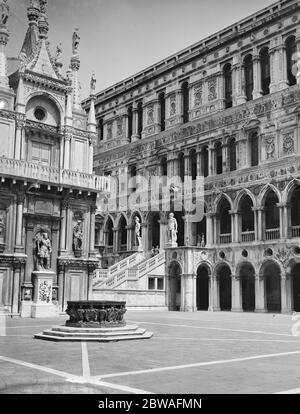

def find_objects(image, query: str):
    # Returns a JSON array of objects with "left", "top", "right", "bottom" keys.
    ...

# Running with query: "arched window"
[
  {"left": 224, "top": 63, "right": 232, "bottom": 108},
  {"left": 118, "top": 216, "right": 127, "bottom": 251},
  {"left": 244, "top": 54, "right": 254, "bottom": 101},
  {"left": 159, "top": 92, "right": 166, "bottom": 132},
  {"left": 202, "top": 146, "right": 209, "bottom": 178},
  {"left": 182, "top": 81, "right": 189, "bottom": 124},
  {"left": 260, "top": 47, "right": 270, "bottom": 96},
  {"left": 106, "top": 218, "right": 114, "bottom": 248},
  {"left": 264, "top": 190, "right": 280, "bottom": 240},
  {"left": 218, "top": 198, "right": 232, "bottom": 244},
  {"left": 161, "top": 157, "right": 168, "bottom": 176},
  {"left": 286, "top": 36, "right": 297, "bottom": 86},
  {"left": 215, "top": 142, "right": 223, "bottom": 175},
  {"left": 250, "top": 131, "right": 259, "bottom": 167},
  {"left": 240, "top": 195, "right": 255, "bottom": 242},
  {"left": 229, "top": 138, "right": 236, "bottom": 172},
  {"left": 129, "top": 165, "right": 137, "bottom": 192},
  {"left": 190, "top": 149, "right": 197, "bottom": 180},
  {"left": 178, "top": 152, "right": 185, "bottom": 182},
  {"left": 290, "top": 187, "right": 300, "bottom": 237},
  {"left": 127, "top": 106, "right": 133, "bottom": 141},
  {"left": 137, "top": 101, "right": 143, "bottom": 138},
  {"left": 98, "top": 118, "right": 103, "bottom": 142}
]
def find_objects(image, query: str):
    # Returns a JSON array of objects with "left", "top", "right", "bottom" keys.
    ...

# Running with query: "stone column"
[
  {"left": 88, "top": 137, "right": 94, "bottom": 175},
  {"left": 124, "top": 112, "right": 129, "bottom": 142},
  {"left": 213, "top": 214, "right": 218, "bottom": 246},
  {"left": 87, "top": 265, "right": 94, "bottom": 301},
  {"left": 184, "top": 151, "right": 191, "bottom": 178},
  {"left": 278, "top": 38, "right": 289, "bottom": 90},
  {"left": 281, "top": 271, "right": 290, "bottom": 314},
  {"left": 296, "top": 28, "right": 300, "bottom": 85},
  {"left": 234, "top": 55, "right": 247, "bottom": 105},
  {"left": 15, "top": 120, "right": 25, "bottom": 160},
  {"left": 252, "top": 207, "right": 258, "bottom": 241},
  {"left": 255, "top": 275, "right": 267, "bottom": 313},
  {"left": 206, "top": 213, "right": 214, "bottom": 247},
  {"left": 59, "top": 201, "right": 67, "bottom": 254},
  {"left": 131, "top": 103, "right": 139, "bottom": 142},
  {"left": 12, "top": 263, "right": 21, "bottom": 315},
  {"left": 277, "top": 203, "right": 284, "bottom": 240},
  {"left": 210, "top": 276, "right": 220, "bottom": 311},
  {"left": 89, "top": 207, "right": 96, "bottom": 257},
  {"left": 252, "top": 52, "right": 262, "bottom": 99},
  {"left": 57, "top": 264, "right": 65, "bottom": 312},
  {"left": 15, "top": 193, "right": 24, "bottom": 253},
  {"left": 182, "top": 273, "right": 196, "bottom": 312},
  {"left": 231, "top": 274, "right": 242, "bottom": 312},
  {"left": 230, "top": 210, "right": 239, "bottom": 243},
  {"left": 63, "top": 134, "right": 71, "bottom": 170},
  {"left": 196, "top": 148, "right": 202, "bottom": 177},
  {"left": 222, "top": 143, "right": 229, "bottom": 173},
  {"left": 257, "top": 207, "right": 263, "bottom": 241},
  {"left": 208, "top": 143, "right": 214, "bottom": 176},
  {"left": 113, "top": 228, "right": 118, "bottom": 253}
]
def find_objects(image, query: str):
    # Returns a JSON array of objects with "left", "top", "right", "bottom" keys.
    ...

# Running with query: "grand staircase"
[{"left": 93, "top": 251, "right": 167, "bottom": 309}]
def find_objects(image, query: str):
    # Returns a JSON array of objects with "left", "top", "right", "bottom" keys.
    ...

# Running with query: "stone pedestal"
[
  {"left": 165, "top": 241, "right": 178, "bottom": 248},
  {"left": 31, "top": 271, "right": 59, "bottom": 318}
]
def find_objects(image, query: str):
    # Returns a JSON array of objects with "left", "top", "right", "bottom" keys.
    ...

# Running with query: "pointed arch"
[
  {"left": 214, "top": 193, "right": 233, "bottom": 214},
  {"left": 258, "top": 183, "right": 281, "bottom": 205},
  {"left": 234, "top": 188, "right": 257, "bottom": 210},
  {"left": 283, "top": 178, "right": 300, "bottom": 204}
]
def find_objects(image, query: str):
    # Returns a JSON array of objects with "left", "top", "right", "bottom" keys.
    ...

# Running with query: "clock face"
[{"left": 0, "top": 100, "right": 6, "bottom": 110}]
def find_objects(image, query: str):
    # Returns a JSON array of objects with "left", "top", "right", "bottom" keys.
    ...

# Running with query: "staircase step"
[
  {"left": 41, "top": 328, "right": 147, "bottom": 338},
  {"left": 34, "top": 330, "right": 153, "bottom": 342},
  {"left": 51, "top": 325, "right": 139, "bottom": 334}
]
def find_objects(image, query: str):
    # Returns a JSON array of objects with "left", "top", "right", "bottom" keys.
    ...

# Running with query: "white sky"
[{"left": 7, "top": 0, "right": 277, "bottom": 98}]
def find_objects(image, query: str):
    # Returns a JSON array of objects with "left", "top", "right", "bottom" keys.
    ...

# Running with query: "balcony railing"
[
  {"left": 291, "top": 226, "right": 300, "bottom": 238},
  {"left": 219, "top": 233, "right": 232, "bottom": 244},
  {"left": 119, "top": 244, "right": 128, "bottom": 252},
  {"left": 105, "top": 246, "right": 113, "bottom": 254},
  {"left": 265, "top": 228, "right": 280, "bottom": 240},
  {"left": 241, "top": 231, "right": 255, "bottom": 242},
  {"left": 0, "top": 157, "right": 110, "bottom": 192}
]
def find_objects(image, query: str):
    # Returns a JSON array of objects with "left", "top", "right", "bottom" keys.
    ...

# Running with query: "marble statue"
[
  {"left": 55, "top": 42, "right": 63, "bottom": 62},
  {"left": 72, "top": 28, "right": 80, "bottom": 55},
  {"left": 134, "top": 216, "right": 143, "bottom": 248},
  {"left": 0, "top": 0, "right": 9, "bottom": 26},
  {"left": 90, "top": 72, "right": 96, "bottom": 94},
  {"left": 200, "top": 233, "right": 206, "bottom": 247},
  {"left": 167, "top": 213, "right": 178, "bottom": 243},
  {"left": 35, "top": 232, "right": 52, "bottom": 270},
  {"left": 73, "top": 221, "right": 83, "bottom": 251}
]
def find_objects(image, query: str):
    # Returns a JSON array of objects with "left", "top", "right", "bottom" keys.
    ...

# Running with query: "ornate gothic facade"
[
  {"left": 0, "top": 1, "right": 108, "bottom": 316},
  {"left": 84, "top": 0, "right": 300, "bottom": 314}
]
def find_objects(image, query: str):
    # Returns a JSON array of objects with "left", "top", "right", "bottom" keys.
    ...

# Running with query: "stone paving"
[{"left": 0, "top": 311, "right": 300, "bottom": 394}]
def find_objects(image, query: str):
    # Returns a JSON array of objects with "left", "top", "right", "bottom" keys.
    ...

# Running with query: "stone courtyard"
[{"left": 1, "top": 311, "right": 300, "bottom": 394}]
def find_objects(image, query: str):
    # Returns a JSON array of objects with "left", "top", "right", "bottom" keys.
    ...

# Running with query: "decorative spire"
[
  {"left": 72, "top": 28, "right": 80, "bottom": 57},
  {"left": 70, "top": 29, "right": 81, "bottom": 109},
  {"left": 28, "top": 0, "right": 40, "bottom": 26},
  {"left": 55, "top": 42, "right": 63, "bottom": 74},
  {"left": 38, "top": 0, "right": 49, "bottom": 39},
  {"left": 88, "top": 73, "right": 97, "bottom": 132}
]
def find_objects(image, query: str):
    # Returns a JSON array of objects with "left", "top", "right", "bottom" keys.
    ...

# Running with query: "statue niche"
[
  {"left": 34, "top": 231, "right": 52, "bottom": 271},
  {"left": 73, "top": 220, "right": 83, "bottom": 257}
]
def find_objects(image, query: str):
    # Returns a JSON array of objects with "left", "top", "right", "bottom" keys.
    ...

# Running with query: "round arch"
[
  {"left": 196, "top": 263, "right": 212, "bottom": 311},
  {"left": 237, "top": 261, "right": 256, "bottom": 311},
  {"left": 26, "top": 92, "right": 63, "bottom": 126},
  {"left": 259, "top": 259, "right": 282, "bottom": 312},
  {"left": 214, "top": 262, "right": 232, "bottom": 311}
]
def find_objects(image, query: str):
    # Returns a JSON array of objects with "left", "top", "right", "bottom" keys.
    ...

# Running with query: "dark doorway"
[
  {"left": 169, "top": 262, "right": 181, "bottom": 311},
  {"left": 197, "top": 267, "right": 209, "bottom": 310},
  {"left": 219, "top": 266, "right": 232, "bottom": 310},
  {"left": 292, "top": 264, "right": 300, "bottom": 312},
  {"left": 149, "top": 213, "right": 160, "bottom": 249},
  {"left": 240, "top": 264, "right": 255, "bottom": 311},
  {"left": 264, "top": 262, "right": 281, "bottom": 312}
]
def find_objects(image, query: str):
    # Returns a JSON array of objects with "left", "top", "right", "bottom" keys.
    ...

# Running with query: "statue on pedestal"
[
  {"left": 90, "top": 72, "right": 96, "bottom": 94},
  {"left": 134, "top": 216, "right": 143, "bottom": 249},
  {"left": 167, "top": 213, "right": 178, "bottom": 244},
  {"left": 35, "top": 232, "right": 52, "bottom": 270}
]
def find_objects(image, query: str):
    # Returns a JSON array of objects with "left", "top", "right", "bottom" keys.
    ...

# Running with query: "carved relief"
[
  {"left": 116, "top": 117, "right": 123, "bottom": 136},
  {"left": 208, "top": 78, "right": 217, "bottom": 101},
  {"left": 107, "top": 122, "right": 113, "bottom": 140},
  {"left": 147, "top": 105, "right": 154, "bottom": 125},
  {"left": 194, "top": 83, "right": 203, "bottom": 107},
  {"left": 73, "top": 220, "right": 83, "bottom": 257},
  {"left": 282, "top": 133, "right": 294, "bottom": 155},
  {"left": 170, "top": 95, "right": 176, "bottom": 116},
  {"left": 38, "top": 281, "right": 52, "bottom": 303},
  {"left": 265, "top": 135, "right": 275, "bottom": 159}
]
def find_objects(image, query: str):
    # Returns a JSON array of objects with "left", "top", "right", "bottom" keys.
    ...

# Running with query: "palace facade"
[
  {"left": 0, "top": 1, "right": 108, "bottom": 317},
  {"left": 83, "top": 0, "right": 300, "bottom": 314}
]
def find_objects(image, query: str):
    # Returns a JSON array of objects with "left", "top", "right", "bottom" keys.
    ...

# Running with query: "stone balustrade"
[{"left": 0, "top": 157, "right": 110, "bottom": 192}]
